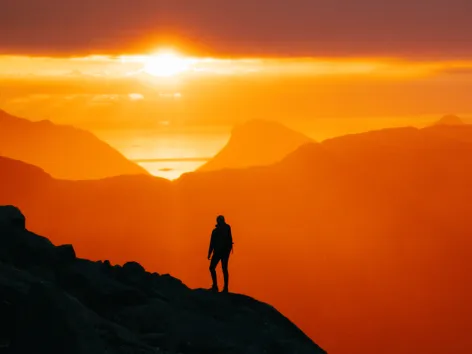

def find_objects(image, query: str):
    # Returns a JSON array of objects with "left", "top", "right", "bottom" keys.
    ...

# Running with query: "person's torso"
[{"left": 212, "top": 224, "right": 232, "bottom": 254}]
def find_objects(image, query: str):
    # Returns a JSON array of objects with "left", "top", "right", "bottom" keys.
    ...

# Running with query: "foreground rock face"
[
  {"left": 0, "top": 206, "right": 326, "bottom": 354},
  {"left": 0, "top": 205, "right": 25, "bottom": 229}
]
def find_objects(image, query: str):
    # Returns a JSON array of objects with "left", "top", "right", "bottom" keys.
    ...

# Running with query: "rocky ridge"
[{"left": 0, "top": 205, "right": 325, "bottom": 354}]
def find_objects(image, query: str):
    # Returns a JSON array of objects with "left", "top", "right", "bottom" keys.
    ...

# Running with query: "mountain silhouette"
[
  {"left": 0, "top": 109, "right": 148, "bottom": 180},
  {"left": 0, "top": 205, "right": 325, "bottom": 354},
  {"left": 2, "top": 124, "right": 472, "bottom": 354},
  {"left": 198, "top": 119, "right": 313, "bottom": 171},
  {"left": 423, "top": 123, "right": 472, "bottom": 144},
  {"left": 433, "top": 114, "right": 466, "bottom": 126}
]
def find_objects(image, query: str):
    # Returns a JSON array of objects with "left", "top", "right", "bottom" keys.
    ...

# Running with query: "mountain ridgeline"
[
  {"left": 432, "top": 114, "right": 466, "bottom": 126},
  {"left": 2, "top": 121, "right": 472, "bottom": 353},
  {"left": 0, "top": 109, "right": 148, "bottom": 180},
  {"left": 198, "top": 119, "right": 313, "bottom": 171}
]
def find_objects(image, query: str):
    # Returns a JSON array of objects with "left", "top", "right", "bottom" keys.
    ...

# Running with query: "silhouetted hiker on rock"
[{"left": 208, "top": 215, "right": 233, "bottom": 293}]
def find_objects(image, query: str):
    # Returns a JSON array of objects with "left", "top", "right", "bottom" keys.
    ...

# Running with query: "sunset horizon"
[
  {"left": 3, "top": 47, "right": 472, "bottom": 179},
  {"left": 2, "top": 1, "right": 472, "bottom": 353}
]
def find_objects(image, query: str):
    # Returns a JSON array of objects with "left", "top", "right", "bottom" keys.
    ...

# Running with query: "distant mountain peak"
[
  {"left": 230, "top": 119, "right": 304, "bottom": 137},
  {"left": 0, "top": 109, "right": 148, "bottom": 180},
  {"left": 434, "top": 114, "right": 465, "bottom": 126},
  {"left": 198, "top": 119, "right": 313, "bottom": 172}
]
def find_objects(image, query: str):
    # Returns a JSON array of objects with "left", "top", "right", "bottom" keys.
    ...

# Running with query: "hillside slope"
[
  {"left": 3, "top": 125, "right": 472, "bottom": 354},
  {"left": 0, "top": 205, "right": 326, "bottom": 354}
]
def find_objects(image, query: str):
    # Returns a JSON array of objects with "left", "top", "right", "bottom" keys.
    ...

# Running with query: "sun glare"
[{"left": 143, "top": 51, "right": 190, "bottom": 77}]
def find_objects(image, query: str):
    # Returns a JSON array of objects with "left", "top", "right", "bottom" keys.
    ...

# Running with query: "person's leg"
[
  {"left": 221, "top": 254, "right": 230, "bottom": 292},
  {"left": 209, "top": 255, "right": 221, "bottom": 290}
]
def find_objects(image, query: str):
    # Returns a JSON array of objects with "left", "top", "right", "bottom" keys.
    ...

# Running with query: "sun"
[{"left": 143, "top": 51, "right": 190, "bottom": 77}]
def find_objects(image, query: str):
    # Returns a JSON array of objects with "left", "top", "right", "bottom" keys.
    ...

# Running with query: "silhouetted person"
[{"left": 208, "top": 215, "right": 233, "bottom": 293}]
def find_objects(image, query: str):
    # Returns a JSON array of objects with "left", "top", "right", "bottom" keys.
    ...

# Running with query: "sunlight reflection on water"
[
  {"left": 96, "top": 129, "right": 229, "bottom": 180},
  {"left": 137, "top": 160, "right": 208, "bottom": 180}
]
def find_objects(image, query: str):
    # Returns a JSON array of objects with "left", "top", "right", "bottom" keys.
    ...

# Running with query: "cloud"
[
  {"left": 1, "top": 0, "right": 472, "bottom": 58},
  {"left": 437, "top": 67, "right": 472, "bottom": 75},
  {"left": 128, "top": 93, "right": 144, "bottom": 100},
  {"left": 10, "top": 94, "right": 51, "bottom": 104}
]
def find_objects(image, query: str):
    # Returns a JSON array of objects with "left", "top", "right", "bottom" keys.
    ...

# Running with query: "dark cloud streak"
[{"left": 1, "top": 0, "right": 472, "bottom": 58}]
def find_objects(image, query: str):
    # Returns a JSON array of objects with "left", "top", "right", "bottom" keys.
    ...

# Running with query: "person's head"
[{"left": 216, "top": 215, "right": 225, "bottom": 225}]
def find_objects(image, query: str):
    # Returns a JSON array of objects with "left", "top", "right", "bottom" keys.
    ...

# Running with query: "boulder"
[
  {"left": 55, "top": 244, "right": 76, "bottom": 264},
  {"left": 123, "top": 261, "right": 146, "bottom": 274},
  {"left": 0, "top": 205, "right": 25, "bottom": 230},
  {"left": 120, "top": 261, "right": 147, "bottom": 285},
  {"left": 55, "top": 259, "right": 149, "bottom": 316}
]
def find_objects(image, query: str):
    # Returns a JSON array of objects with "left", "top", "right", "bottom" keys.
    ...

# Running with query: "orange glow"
[
  {"left": 3, "top": 54, "right": 472, "bottom": 79},
  {"left": 2, "top": 52, "right": 472, "bottom": 180},
  {"left": 142, "top": 50, "right": 193, "bottom": 77},
  {"left": 2, "top": 38, "right": 472, "bottom": 354}
]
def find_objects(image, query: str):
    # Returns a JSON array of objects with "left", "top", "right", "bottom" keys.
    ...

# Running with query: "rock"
[
  {"left": 0, "top": 300, "right": 14, "bottom": 351},
  {"left": 0, "top": 205, "right": 25, "bottom": 230},
  {"left": 0, "top": 206, "right": 326, "bottom": 354},
  {"left": 0, "top": 227, "right": 57, "bottom": 268},
  {"left": 11, "top": 281, "right": 157, "bottom": 354},
  {"left": 98, "top": 260, "right": 114, "bottom": 276},
  {"left": 56, "top": 259, "right": 149, "bottom": 317},
  {"left": 55, "top": 244, "right": 76, "bottom": 264},
  {"left": 28, "top": 264, "right": 56, "bottom": 282},
  {"left": 120, "top": 261, "right": 147, "bottom": 284},
  {"left": 11, "top": 281, "right": 106, "bottom": 354},
  {"left": 140, "top": 332, "right": 167, "bottom": 347},
  {"left": 114, "top": 299, "right": 172, "bottom": 334},
  {"left": 123, "top": 261, "right": 146, "bottom": 274}
]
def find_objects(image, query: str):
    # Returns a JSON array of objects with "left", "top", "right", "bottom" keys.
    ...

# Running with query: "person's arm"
[
  {"left": 229, "top": 225, "right": 234, "bottom": 253},
  {"left": 208, "top": 230, "right": 215, "bottom": 259}
]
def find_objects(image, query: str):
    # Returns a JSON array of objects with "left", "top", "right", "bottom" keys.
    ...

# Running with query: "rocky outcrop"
[
  {"left": 0, "top": 206, "right": 326, "bottom": 354},
  {"left": 0, "top": 205, "right": 25, "bottom": 229}
]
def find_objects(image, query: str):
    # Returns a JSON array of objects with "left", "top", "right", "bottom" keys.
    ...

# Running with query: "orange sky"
[
  {"left": 2, "top": 0, "right": 471, "bottom": 140},
  {"left": 2, "top": 51, "right": 472, "bottom": 180},
  {"left": 2, "top": 52, "right": 472, "bottom": 132},
  {"left": 2, "top": 45, "right": 472, "bottom": 181},
  {"left": 2, "top": 3, "right": 472, "bottom": 350},
  {"left": 2, "top": 0, "right": 472, "bottom": 58}
]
